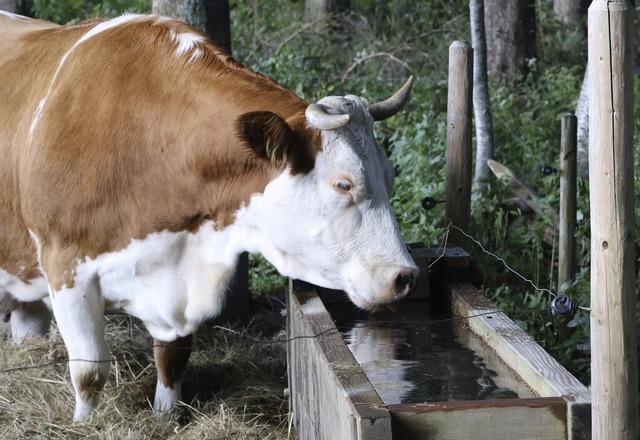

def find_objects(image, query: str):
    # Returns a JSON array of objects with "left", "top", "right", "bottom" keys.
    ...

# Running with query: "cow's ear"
[{"left": 235, "top": 111, "right": 316, "bottom": 174}]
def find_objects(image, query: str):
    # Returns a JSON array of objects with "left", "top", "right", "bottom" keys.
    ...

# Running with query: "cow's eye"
[{"left": 334, "top": 179, "right": 353, "bottom": 192}]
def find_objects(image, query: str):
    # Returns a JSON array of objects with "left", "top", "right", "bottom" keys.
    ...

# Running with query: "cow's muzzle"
[{"left": 392, "top": 267, "right": 418, "bottom": 301}]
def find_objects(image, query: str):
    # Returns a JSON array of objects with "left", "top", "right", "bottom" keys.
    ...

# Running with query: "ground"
[{"left": 0, "top": 296, "right": 292, "bottom": 439}]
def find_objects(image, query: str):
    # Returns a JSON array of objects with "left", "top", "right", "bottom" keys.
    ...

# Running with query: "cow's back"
[{"left": 0, "top": 15, "right": 90, "bottom": 148}]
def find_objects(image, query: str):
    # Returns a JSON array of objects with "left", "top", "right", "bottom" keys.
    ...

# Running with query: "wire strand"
[
  {"left": 446, "top": 222, "right": 590, "bottom": 311},
  {"left": 1, "top": 308, "right": 549, "bottom": 375}
]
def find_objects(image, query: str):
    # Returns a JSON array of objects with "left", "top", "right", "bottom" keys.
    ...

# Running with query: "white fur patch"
[
  {"left": 28, "top": 230, "right": 42, "bottom": 260},
  {"left": 169, "top": 30, "right": 206, "bottom": 61},
  {"left": 9, "top": 301, "right": 52, "bottom": 344},
  {"left": 28, "top": 14, "right": 145, "bottom": 142},
  {"left": 68, "top": 222, "right": 243, "bottom": 341},
  {"left": 0, "top": 268, "right": 48, "bottom": 303}
]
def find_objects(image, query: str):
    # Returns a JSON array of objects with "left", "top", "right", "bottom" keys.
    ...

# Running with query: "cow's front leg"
[
  {"left": 153, "top": 334, "right": 192, "bottom": 413},
  {"left": 50, "top": 284, "right": 110, "bottom": 421}
]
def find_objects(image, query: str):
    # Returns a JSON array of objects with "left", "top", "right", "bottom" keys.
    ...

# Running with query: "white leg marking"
[
  {"left": 50, "top": 282, "right": 110, "bottom": 421},
  {"left": 153, "top": 381, "right": 182, "bottom": 414}
]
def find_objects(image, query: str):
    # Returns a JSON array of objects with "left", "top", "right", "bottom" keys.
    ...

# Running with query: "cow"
[{"left": 0, "top": 11, "right": 418, "bottom": 420}]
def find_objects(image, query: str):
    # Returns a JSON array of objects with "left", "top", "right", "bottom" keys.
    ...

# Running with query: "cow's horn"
[
  {"left": 369, "top": 76, "right": 414, "bottom": 121},
  {"left": 306, "top": 104, "right": 351, "bottom": 130}
]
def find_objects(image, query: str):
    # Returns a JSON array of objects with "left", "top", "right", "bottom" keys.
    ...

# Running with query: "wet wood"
[
  {"left": 390, "top": 398, "right": 566, "bottom": 440},
  {"left": 287, "top": 280, "right": 391, "bottom": 440},
  {"left": 447, "top": 281, "right": 591, "bottom": 439},
  {"left": 286, "top": 251, "right": 592, "bottom": 439}
]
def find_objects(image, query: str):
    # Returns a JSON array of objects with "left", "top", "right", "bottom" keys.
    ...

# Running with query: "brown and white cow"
[{"left": 0, "top": 11, "right": 418, "bottom": 420}]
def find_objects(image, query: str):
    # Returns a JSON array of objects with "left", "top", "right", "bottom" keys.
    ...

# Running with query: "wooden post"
[
  {"left": 588, "top": 1, "right": 637, "bottom": 439},
  {"left": 445, "top": 41, "right": 473, "bottom": 247},
  {"left": 558, "top": 114, "right": 577, "bottom": 292}
]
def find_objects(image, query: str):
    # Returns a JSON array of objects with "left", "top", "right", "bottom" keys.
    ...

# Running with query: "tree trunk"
[
  {"left": 152, "top": 0, "right": 231, "bottom": 54},
  {"left": 469, "top": 0, "right": 494, "bottom": 196},
  {"left": 553, "top": 0, "right": 589, "bottom": 25},
  {"left": 575, "top": 66, "right": 589, "bottom": 178},
  {"left": 305, "top": 0, "right": 350, "bottom": 22},
  {"left": 484, "top": 0, "right": 537, "bottom": 82},
  {"left": 0, "top": 0, "right": 19, "bottom": 13},
  {"left": 203, "top": 0, "right": 231, "bottom": 54},
  {"left": 153, "top": 0, "right": 205, "bottom": 29}
]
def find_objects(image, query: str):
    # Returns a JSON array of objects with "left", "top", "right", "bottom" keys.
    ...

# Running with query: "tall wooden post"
[
  {"left": 588, "top": 1, "right": 637, "bottom": 439},
  {"left": 558, "top": 114, "right": 577, "bottom": 292},
  {"left": 445, "top": 41, "right": 473, "bottom": 247}
]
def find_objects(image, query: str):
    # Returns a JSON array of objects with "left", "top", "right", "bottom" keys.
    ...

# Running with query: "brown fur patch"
[
  {"left": 235, "top": 111, "right": 319, "bottom": 175},
  {"left": 154, "top": 335, "right": 193, "bottom": 388},
  {"left": 77, "top": 366, "right": 108, "bottom": 402}
]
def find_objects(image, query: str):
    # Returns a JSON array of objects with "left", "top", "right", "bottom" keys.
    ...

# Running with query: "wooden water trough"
[{"left": 286, "top": 245, "right": 591, "bottom": 439}]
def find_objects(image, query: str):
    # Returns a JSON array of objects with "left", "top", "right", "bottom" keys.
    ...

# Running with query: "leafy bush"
[{"left": 31, "top": 0, "right": 150, "bottom": 23}]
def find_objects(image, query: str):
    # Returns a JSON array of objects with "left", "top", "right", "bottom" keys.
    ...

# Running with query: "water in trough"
[{"left": 329, "top": 299, "right": 530, "bottom": 405}]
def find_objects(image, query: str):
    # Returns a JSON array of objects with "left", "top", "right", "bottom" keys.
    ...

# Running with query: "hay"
[{"left": 0, "top": 302, "right": 292, "bottom": 439}]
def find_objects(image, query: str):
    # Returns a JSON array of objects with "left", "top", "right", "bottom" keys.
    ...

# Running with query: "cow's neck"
[{"left": 224, "top": 171, "right": 337, "bottom": 290}]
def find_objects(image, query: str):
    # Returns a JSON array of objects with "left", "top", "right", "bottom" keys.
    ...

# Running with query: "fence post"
[
  {"left": 558, "top": 114, "right": 577, "bottom": 292},
  {"left": 445, "top": 41, "right": 473, "bottom": 248},
  {"left": 588, "top": 1, "right": 637, "bottom": 439}
]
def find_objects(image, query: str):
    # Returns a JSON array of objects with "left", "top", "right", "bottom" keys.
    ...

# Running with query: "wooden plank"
[
  {"left": 287, "top": 280, "right": 391, "bottom": 440},
  {"left": 588, "top": 1, "right": 638, "bottom": 439},
  {"left": 446, "top": 282, "right": 591, "bottom": 439},
  {"left": 389, "top": 398, "right": 567, "bottom": 440},
  {"left": 409, "top": 244, "right": 471, "bottom": 285}
]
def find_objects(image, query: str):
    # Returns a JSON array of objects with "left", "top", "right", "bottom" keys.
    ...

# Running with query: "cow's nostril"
[{"left": 394, "top": 272, "right": 415, "bottom": 298}]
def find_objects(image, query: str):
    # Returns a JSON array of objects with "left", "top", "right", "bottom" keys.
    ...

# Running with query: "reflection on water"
[{"left": 330, "top": 300, "right": 519, "bottom": 405}]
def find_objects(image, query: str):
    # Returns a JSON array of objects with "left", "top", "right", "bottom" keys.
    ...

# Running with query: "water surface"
[{"left": 330, "top": 300, "right": 524, "bottom": 405}]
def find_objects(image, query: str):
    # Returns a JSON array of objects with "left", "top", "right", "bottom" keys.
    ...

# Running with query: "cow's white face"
[{"left": 241, "top": 95, "right": 417, "bottom": 310}]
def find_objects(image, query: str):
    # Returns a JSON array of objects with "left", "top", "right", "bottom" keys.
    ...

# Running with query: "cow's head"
[{"left": 236, "top": 78, "right": 418, "bottom": 311}]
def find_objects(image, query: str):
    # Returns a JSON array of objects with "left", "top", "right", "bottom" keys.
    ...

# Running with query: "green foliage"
[
  {"left": 31, "top": 0, "right": 150, "bottom": 24},
  {"left": 249, "top": 254, "right": 286, "bottom": 298},
  {"left": 490, "top": 64, "right": 582, "bottom": 185},
  {"left": 388, "top": 111, "right": 447, "bottom": 243}
]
